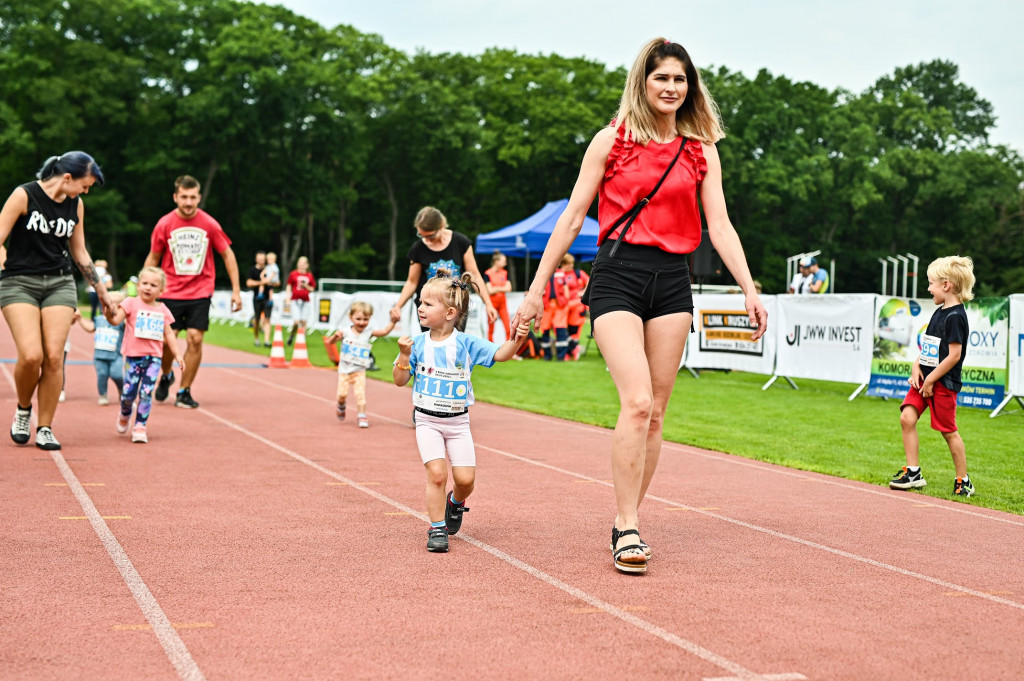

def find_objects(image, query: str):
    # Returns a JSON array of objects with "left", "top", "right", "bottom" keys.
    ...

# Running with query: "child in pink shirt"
[{"left": 105, "top": 267, "right": 184, "bottom": 443}]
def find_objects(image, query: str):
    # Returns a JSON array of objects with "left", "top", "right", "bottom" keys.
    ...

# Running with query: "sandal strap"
[
  {"left": 614, "top": 544, "right": 647, "bottom": 560},
  {"left": 614, "top": 528, "right": 640, "bottom": 540}
]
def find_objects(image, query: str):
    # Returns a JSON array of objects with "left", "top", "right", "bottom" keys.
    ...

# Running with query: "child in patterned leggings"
[
  {"left": 105, "top": 267, "right": 184, "bottom": 443},
  {"left": 323, "top": 301, "right": 395, "bottom": 427}
]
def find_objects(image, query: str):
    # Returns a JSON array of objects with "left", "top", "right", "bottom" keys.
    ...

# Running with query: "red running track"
[{"left": 1, "top": 322, "right": 1023, "bottom": 681}]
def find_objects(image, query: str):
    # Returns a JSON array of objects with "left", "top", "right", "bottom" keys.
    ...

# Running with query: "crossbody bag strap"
[{"left": 607, "top": 137, "right": 688, "bottom": 258}]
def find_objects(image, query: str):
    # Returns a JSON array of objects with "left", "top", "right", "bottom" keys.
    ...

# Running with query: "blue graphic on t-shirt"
[{"left": 427, "top": 259, "right": 460, "bottom": 280}]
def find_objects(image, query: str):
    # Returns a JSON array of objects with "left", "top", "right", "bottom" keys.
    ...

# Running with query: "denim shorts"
[
  {"left": 0, "top": 273, "right": 77, "bottom": 309},
  {"left": 584, "top": 241, "right": 694, "bottom": 323}
]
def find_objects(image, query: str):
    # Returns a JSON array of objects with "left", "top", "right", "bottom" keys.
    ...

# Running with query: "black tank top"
[{"left": 1, "top": 182, "right": 78, "bottom": 278}]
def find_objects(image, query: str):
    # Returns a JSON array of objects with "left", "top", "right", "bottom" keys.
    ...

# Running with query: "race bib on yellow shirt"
[
  {"left": 413, "top": 365, "right": 469, "bottom": 413},
  {"left": 919, "top": 333, "right": 940, "bottom": 368}
]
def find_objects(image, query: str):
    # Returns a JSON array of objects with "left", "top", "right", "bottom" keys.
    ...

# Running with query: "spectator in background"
[
  {"left": 246, "top": 251, "right": 272, "bottom": 347},
  {"left": 805, "top": 256, "right": 830, "bottom": 294},
  {"left": 284, "top": 256, "right": 316, "bottom": 346},
  {"left": 788, "top": 260, "right": 812, "bottom": 294},
  {"left": 484, "top": 251, "right": 512, "bottom": 342}
]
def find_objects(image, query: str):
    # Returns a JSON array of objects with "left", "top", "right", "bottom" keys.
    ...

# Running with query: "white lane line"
[
  {"left": 222, "top": 368, "right": 1024, "bottom": 607},
  {"left": 198, "top": 404, "right": 800, "bottom": 681},
  {"left": 1, "top": 363, "right": 207, "bottom": 681},
  {"left": 221, "top": 367, "right": 1024, "bottom": 529},
  {"left": 476, "top": 443, "right": 1024, "bottom": 612},
  {"left": 50, "top": 451, "right": 207, "bottom": 681}
]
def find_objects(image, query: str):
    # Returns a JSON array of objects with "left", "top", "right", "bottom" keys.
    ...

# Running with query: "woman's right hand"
[{"left": 511, "top": 291, "right": 544, "bottom": 331}]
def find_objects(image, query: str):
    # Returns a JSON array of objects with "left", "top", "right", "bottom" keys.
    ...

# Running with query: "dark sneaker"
[
  {"left": 174, "top": 389, "right": 200, "bottom": 409},
  {"left": 10, "top": 405, "right": 31, "bottom": 444},
  {"left": 954, "top": 478, "right": 975, "bottom": 497},
  {"left": 889, "top": 467, "right": 926, "bottom": 490},
  {"left": 336, "top": 402, "right": 346, "bottom": 421},
  {"left": 444, "top": 492, "right": 469, "bottom": 535},
  {"left": 427, "top": 527, "right": 449, "bottom": 552},
  {"left": 35, "top": 426, "right": 61, "bottom": 451},
  {"left": 155, "top": 372, "right": 174, "bottom": 402}
]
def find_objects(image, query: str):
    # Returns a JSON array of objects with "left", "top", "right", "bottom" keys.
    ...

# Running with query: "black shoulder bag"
[{"left": 606, "top": 137, "right": 688, "bottom": 258}]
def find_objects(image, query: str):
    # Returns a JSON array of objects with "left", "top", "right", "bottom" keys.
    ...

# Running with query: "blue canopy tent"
[{"left": 475, "top": 199, "right": 600, "bottom": 283}]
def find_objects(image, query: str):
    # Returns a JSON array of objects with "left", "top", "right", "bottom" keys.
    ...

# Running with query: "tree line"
[{"left": 2, "top": 0, "right": 1021, "bottom": 295}]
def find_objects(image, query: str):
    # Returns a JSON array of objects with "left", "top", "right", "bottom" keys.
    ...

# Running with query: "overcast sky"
[{"left": 274, "top": 0, "right": 1023, "bottom": 153}]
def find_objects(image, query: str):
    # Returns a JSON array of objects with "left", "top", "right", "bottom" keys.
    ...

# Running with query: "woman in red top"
[
  {"left": 284, "top": 256, "right": 316, "bottom": 346},
  {"left": 484, "top": 251, "right": 512, "bottom": 342},
  {"left": 513, "top": 38, "right": 766, "bottom": 575}
]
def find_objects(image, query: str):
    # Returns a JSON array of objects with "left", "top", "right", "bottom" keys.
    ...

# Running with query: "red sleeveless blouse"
[{"left": 597, "top": 127, "right": 708, "bottom": 255}]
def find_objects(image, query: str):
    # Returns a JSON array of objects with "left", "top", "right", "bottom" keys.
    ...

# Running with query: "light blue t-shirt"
[
  {"left": 408, "top": 329, "right": 499, "bottom": 411},
  {"left": 92, "top": 316, "right": 125, "bottom": 361}
]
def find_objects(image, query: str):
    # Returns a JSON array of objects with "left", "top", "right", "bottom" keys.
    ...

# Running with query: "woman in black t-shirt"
[
  {"left": 389, "top": 206, "right": 497, "bottom": 331},
  {"left": 0, "top": 152, "right": 112, "bottom": 451}
]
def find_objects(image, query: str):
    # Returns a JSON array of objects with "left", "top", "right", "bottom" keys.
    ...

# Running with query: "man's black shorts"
[
  {"left": 252, "top": 297, "right": 271, "bottom": 325},
  {"left": 161, "top": 297, "right": 212, "bottom": 332},
  {"left": 584, "top": 240, "right": 694, "bottom": 323}
]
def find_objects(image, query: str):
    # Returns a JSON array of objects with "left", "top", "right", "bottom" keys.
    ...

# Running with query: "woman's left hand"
[{"left": 745, "top": 293, "right": 768, "bottom": 341}]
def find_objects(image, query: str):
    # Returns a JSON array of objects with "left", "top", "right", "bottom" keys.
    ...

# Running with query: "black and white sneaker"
[
  {"left": 889, "top": 467, "right": 926, "bottom": 490},
  {"left": 174, "top": 388, "right": 200, "bottom": 409},
  {"left": 35, "top": 426, "right": 61, "bottom": 451},
  {"left": 155, "top": 372, "right": 174, "bottom": 402},
  {"left": 444, "top": 492, "right": 469, "bottom": 535},
  {"left": 427, "top": 527, "right": 449, "bottom": 553},
  {"left": 953, "top": 477, "right": 975, "bottom": 497},
  {"left": 10, "top": 405, "right": 31, "bottom": 444}
]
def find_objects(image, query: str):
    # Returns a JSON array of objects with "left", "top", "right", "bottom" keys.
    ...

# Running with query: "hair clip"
[{"left": 664, "top": 39, "right": 672, "bottom": 45}]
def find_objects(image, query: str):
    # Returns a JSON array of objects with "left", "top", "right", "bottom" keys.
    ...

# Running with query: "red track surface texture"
[{"left": 2, "top": 323, "right": 1023, "bottom": 681}]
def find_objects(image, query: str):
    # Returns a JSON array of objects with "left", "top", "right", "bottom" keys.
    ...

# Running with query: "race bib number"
[
  {"left": 340, "top": 338, "right": 373, "bottom": 368},
  {"left": 134, "top": 310, "right": 166, "bottom": 341},
  {"left": 94, "top": 327, "right": 120, "bottom": 353},
  {"left": 413, "top": 365, "right": 469, "bottom": 413},
  {"left": 919, "top": 333, "right": 941, "bottom": 367},
  {"left": 167, "top": 227, "right": 210, "bottom": 276}
]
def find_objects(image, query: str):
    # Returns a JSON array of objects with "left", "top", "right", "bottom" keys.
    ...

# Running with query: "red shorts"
[{"left": 901, "top": 382, "right": 958, "bottom": 433}]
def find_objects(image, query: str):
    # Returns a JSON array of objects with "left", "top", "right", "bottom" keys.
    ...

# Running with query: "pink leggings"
[{"left": 415, "top": 412, "right": 476, "bottom": 466}]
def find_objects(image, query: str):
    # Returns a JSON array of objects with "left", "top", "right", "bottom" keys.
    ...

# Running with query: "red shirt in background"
[
  {"left": 150, "top": 209, "right": 232, "bottom": 300},
  {"left": 287, "top": 270, "right": 316, "bottom": 302}
]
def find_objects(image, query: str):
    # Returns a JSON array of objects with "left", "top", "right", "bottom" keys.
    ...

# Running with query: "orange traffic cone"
[
  {"left": 268, "top": 325, "right": 289, "bottom": 368},
  {"left": 290, "top": 327, "right": 312, "bottom": 368},
  {"left": 323, "top": 334, "right": 340, "bottom": 366}
]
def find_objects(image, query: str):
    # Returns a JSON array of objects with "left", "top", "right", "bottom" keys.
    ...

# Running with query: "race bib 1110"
[{"left": 412, "top": 365, "right": 469, "bottom": 413}]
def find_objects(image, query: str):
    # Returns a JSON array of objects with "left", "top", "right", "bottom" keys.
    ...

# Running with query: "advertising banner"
[
  {"left": 1009, "top": 294, "right": 1024, "bottom": 396},
  {"left": 684, "top": 294, "right": 777, "bottom": 375},
  {"left": 868, "top": 296, "right": 1008, "bottom": 409},
  {"left": 774, "top": 294, "right": 875, "bottom": 384}
]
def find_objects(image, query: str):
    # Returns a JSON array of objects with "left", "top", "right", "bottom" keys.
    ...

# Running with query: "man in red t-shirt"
[{"left": 143, "top": 175, "right": 242, "bottom": 408}]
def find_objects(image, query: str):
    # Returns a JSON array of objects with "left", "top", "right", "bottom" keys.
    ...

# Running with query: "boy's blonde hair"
[
  {"left": 349, "top": 301, "right": 374, "bottom": 317},
  {"left": 421, "top": 269, "right": 477, "bottom": 332},
  {"left": 614, "top": 38, "right": 725, "bottom": 145},
  {"left": 138, "top": 266, "right": 166, "bottom": 290},
  {"left": 927, "top": 256, "right": 975, "bottom": 302}
]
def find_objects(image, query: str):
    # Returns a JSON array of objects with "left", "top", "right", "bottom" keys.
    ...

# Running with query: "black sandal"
[
  {"left": 611, "top": 526, "right": 652, "bottom": 559},
  {"left": 611, "top": 528, "right": 648, "bottom": 574}
]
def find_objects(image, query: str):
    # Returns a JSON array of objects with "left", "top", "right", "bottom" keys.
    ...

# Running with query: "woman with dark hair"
[
  {"left": 0, "top": 151, "right": 113, "bottom": 450},
  {"left": 512, "top": 39, "right": 767, "bottom": 574}
]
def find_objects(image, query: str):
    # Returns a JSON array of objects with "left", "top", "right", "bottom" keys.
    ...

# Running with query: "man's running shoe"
[
  {"left": 10, "top": 405, "right": 31, "bottom": 444},
  {"left": 35, "top": 426, "right": 61, "bottom": 451},
  {"left": 889, "top": 466, "right": 926, "bottom": 490},
  {"left": 175, "top": 388, "right": 199, "bottom": 409},
  {"left": 954, "top": 477, "right": 975, "bottom": 497},
  {"left": 155, "top": 372, "right": 174, "bottom": 402}
]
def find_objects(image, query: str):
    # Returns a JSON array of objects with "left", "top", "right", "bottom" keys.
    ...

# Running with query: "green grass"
[{"left": 203, "top": 321, "right": 1024, "bottom": 515}]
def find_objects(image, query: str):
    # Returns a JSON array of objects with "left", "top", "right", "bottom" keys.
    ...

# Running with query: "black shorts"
[
  {"left": 253, "top": 297, "right": 271, "bottom": 323},
  {"left": 584, "top": 240, "right": 694, "bottom": 323},
  {"left": 161, "top": 297, "right": 212, "bottom": 332}
]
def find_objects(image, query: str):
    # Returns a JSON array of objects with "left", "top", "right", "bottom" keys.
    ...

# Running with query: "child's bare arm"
[
  {"left": 106, "top": 306, "right": 127, "bottom": 326},
  {"left": 393, "top": 336, "right": 413, "bottom": 387},
  {"left": 920, "top": 343, "right": 961, "bottom": 397},
  {"left": 324, "top": 330, "right": 341, "bottom": 344},
  {"left": 78, "top": 315, "right": 96, "bottom": 333},
  {"left": 372, "top": 319, "right": 397, "bottom": 338},
  {"left": 163, "top": 325, "right": 186, "bottom": 372},
  {"left": 492, "top": 321, "right": 530, "bottom": 362}
]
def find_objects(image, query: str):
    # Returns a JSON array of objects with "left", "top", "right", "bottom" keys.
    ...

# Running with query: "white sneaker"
[
  {"left": 117, "top": 412, "right": 131, "bottom": 434},
  {"left": 10, "top": 406, "right": 32, "bottom": 444},
  {"left": 131, "top": 424, "right": 148, "bottom": 443},
  {"left": 35, "top": 426, "right": 61, "bottom": 451},
  {"left": 97, "top": 395, "right": 110, "bottom": 406},
  {"left": 58, "top": 391, "right": 66, "bottom": 403}
]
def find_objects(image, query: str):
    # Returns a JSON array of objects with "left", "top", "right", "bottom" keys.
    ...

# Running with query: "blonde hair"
[
  {"left": 421, "top": 269, "right": 477, "bottom": 332},
  {"left": 491, "top": 251, "right": 505, "bottom": 266},
  {"left": 138, "top": 266, "right": 166, "bottom": 291},
  {"left": 613, "top": 38, "right": 725, "bottom": 145},
  {"left": 927, "top": 256, "right": 975, "bottom": 302},
  {"left": 349, "top": 301, "right": 374, "bottom": 317},
  {"left": 414, "top": 206, "right": 447, "bottom": 234},
  {"left": 559, "top": 254, "right": 575, "bottom": 268}
]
